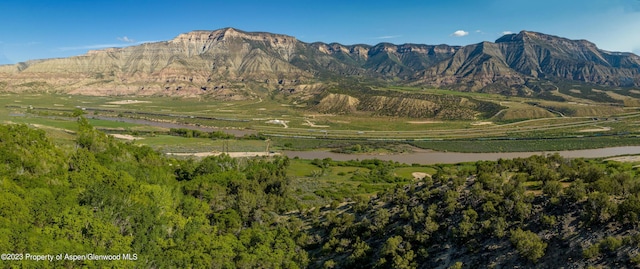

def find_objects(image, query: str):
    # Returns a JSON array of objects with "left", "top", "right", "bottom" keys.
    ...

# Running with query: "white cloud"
[
  {"left": 117, "top": 36, "right": 135, "bottom": 43},
  {"left": 502, "top": 31, "right": 514, "bottom": 35},
  {"left": 451, "top": 30, "right": 469, "bottom": 37},
  {"left": 374, "top": 35, "right": 402, "bottom": 39}
]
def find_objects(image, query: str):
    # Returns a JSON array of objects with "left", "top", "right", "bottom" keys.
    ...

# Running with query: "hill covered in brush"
[{"left": 2, "top": 122, "right": 640, "bottom": 268}]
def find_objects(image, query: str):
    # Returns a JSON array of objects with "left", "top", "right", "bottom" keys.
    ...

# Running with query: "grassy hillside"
[{"left": 2, "top": 121, "right": 640, "bottom": 268}]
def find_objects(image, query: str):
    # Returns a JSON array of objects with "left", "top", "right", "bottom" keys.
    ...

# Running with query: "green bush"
[{"left": 510, "top": 228, "right": 547, "bottom": 262}]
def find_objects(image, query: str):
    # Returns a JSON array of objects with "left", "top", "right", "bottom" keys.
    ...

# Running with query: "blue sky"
[{"left": 1, "top": 0, "right": 639, "bottom": 65}]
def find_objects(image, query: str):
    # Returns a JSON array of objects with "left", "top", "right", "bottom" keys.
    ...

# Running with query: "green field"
[
  {"left": 286, "top": 158, "right": 443, "bottom": 208},
  {"left": 2, "top": 89, "right": 640, "bottom": 153},
  {"left": 139, "top": 135, "right": 268, "bottom": 153}
]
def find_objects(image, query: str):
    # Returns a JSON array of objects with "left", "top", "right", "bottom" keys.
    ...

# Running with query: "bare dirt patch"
[
  {"left": 302, "top": 120, "right": 329, "bottom": 128},
  {"left": 305, "top": 113, "right": 336, "bottom": 118},
  {"left": 30, "top": 123, "right": 75, "bottom": 134},
  {"left": 578, "top": 126, "right": 611, "bottom": 133},
  {"left": 605, "top": 155, "right": 640, "bottom": 163},
  {"left": 110, "top": 134, "right": 144, "bottom": 141},
  {"left": 569, "top": 89, "right": 581, "bottom": 94},
  {"left": 407, "top": 121, "right": 443, "bottom": 124},
  {"left": 266, "top": 119, "right": 289, "bottom": 128},
  {"left": 412, "top": 172, "right": 431, "bottom": 180},
  {"left": 167, "top": 152, "right": 280, "bottom": 158},
  {"left": 471, "top": 121, "right": 494, "bottom": 126},
  {"left": 107, "top": 100, "right": 151, "bottom": 105}
]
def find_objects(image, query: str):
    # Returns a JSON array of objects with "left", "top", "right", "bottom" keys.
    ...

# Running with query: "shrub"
[{"left": 510, "top": 228, "right": 547, "bottom": 262}]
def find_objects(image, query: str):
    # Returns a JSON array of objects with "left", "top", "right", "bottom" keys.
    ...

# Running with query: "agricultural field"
[{"left": 2, "top": 86, "right": 640, "bottom": 154}]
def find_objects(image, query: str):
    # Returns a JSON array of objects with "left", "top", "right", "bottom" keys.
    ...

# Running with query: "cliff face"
[
  {"left": 0, "top": 28, "right": 314, "bottom": 97},
  {"left": 496, "top": 31, "right": 640, "bottom": 86},
  {"left": 0, "top": 28, "right": 639, "bottom": 97},
  {"left": 416, "top": 31, "right": 640, "bottom": 92}
]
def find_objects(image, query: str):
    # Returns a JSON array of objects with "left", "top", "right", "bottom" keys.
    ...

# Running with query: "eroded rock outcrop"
[{"left": 0, "top": 28, "right": 638, "bottom": 98}]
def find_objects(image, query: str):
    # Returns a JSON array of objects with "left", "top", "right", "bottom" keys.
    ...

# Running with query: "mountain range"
[{"left": 0, "top": 27, "right": 639, "bottom": 98}]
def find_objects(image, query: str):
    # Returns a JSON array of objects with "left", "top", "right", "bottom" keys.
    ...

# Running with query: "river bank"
[{"left": 282, "top": 146, "right": 640, "bottom": 165}]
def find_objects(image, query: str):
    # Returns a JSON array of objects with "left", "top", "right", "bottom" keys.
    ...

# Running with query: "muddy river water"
[
  {"left": 87, "top": 116, "right": 640, "bottom": 164},
  {"left": 283, "top": 146, "right": 640, "bottom": 165}
]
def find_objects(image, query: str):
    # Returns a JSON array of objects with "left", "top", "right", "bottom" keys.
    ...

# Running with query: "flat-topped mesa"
[
  {"left": 167, "top": 28, "right": 299, "bottom": 58},
  {"left": 86, "top": 47, "right": 121, "bottom": 55},
  {"left": 496, "top": 30, "right": 599, "bottom": 50},
  {"left": 169, "top": 28, "right": 297, "bottom": 46},
  {"left": 222, "top": 28, "right": 297, "bottom": 44},
  {"left": 495, "top": 30, "right": 554, "bottom": 43}
]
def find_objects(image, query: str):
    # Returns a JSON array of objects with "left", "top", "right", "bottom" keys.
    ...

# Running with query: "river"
[
  {"left": 283, "top": 146, "right": 640, "bottom": 165},
  {"left": 87, "top": 116, "right": 640, "bottom": 164}
]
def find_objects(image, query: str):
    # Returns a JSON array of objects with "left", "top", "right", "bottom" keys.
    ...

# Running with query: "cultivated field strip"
[{"left": 254, "top": 112, "right": 640, "bottom": 140}]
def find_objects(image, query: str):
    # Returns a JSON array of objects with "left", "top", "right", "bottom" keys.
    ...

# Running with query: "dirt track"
[{"left": 167, "top": 152, "right": 281, "bottom": 158}]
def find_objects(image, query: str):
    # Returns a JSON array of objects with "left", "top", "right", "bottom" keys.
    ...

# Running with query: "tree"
[
  {"left": 372, "top": 208, "right": 390, "bottom": 232},
  {"left": 347, "top": 237, "right": 370, "bottom": 266},
  {"left": 510, "top": 228, "right": 547, "bottom": 262},
  {"left": 584, "top": 192, "right": 617, "bottom": 224},
  {"left": 448, "top": 261, "right": 463, "bottom": 269},
  {"left": 381, "top": 236, "right": 415, "bottom": 269},
  {"left": 542, "top": 180, "right": 562, "bottom": 198},
  {"left": 564, "top": 180, "right": 587, "bottom": 202},
  {"left": 455, "top": 208, "right": 478, "bottom": 239},
  {"left": 618, "top": 194, "right": 640, "bottom": 225},
  {"left": 71, "top": 108, "right": 85, "bottom": 117}
]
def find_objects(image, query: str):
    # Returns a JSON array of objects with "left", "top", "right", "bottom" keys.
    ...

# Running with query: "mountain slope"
[
  {"left": 417, "top": 31, "right": 640, "bottom": 92},
  {"left": 0, "top": 28, "right": 638, "bottom": 98},
  {"left": 496, "top": 31, "right": 640, "bottom": 87}
]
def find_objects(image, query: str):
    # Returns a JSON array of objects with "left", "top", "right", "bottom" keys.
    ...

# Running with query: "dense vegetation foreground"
[{"left": 1, "top": 119, "right": 640, "bottom": 268}]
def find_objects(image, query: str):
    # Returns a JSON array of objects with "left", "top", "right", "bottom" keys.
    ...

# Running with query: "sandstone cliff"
[{"left": 0, "top": 28, "right": 638, "bottom": 98}]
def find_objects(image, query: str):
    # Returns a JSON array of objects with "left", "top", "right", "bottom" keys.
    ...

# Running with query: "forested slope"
[
  {"left": 304, "top": 156, "right": 640, "bottom": 268},
  {"left": 1, "top": 121, "right": 640, "bottom": 268},
  {"left": 0, "top": 120, "right": 306, "bottom": 268}
]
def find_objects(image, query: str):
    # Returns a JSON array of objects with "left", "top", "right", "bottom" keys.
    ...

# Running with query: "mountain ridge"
[{"left": 0, "top": 28, "right": 639, "bottom": 98}]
